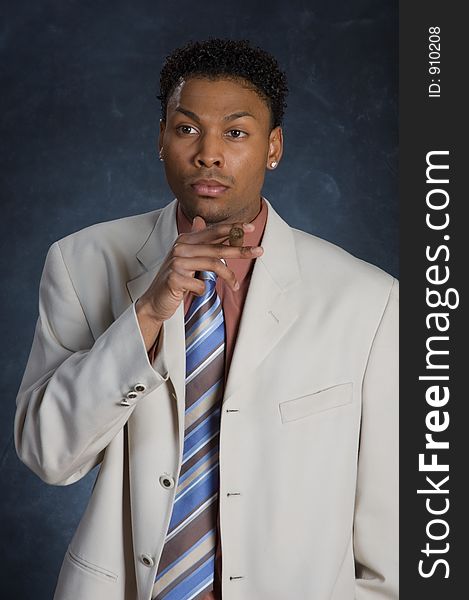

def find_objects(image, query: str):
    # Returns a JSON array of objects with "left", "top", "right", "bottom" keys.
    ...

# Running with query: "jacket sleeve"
[
  {"left": 354, "top": 278, "right": 399, "bottom": 599},
  {"left": 14, "top": 241, "right": 168, "bottom": 486}
]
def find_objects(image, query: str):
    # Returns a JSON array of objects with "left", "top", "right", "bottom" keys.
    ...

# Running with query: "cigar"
[{"left": 229, "top": 225, "right": 244, "bottom": 247}]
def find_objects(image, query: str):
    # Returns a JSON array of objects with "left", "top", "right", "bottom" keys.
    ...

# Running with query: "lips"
[{"left": 190, "top": 179, "right": 230, "bottom": 197}]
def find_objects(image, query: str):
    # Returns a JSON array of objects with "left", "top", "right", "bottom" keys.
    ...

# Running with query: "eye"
[
  {"left": 176, "top": 125, "right": 198, "bottom": 135},
  {"left": 226, "top": 129, "right": 247, "bottom": 139}
]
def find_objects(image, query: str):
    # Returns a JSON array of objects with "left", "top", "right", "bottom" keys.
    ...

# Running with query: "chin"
[{"left": 180, "top": 196, "right": 235, "bottom": 224}]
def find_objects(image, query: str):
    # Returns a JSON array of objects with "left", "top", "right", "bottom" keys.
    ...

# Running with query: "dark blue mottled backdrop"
[{"left": 0, "top": 0, "right": 397, "bottom": 596}]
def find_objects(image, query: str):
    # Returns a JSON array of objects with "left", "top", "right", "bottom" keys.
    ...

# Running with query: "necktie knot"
[
  {"left": 199, "top": 270, "right": 217, "bottom": 282},
  {"left": 198, "top": 270, "right": 217, "bottom": 294}
]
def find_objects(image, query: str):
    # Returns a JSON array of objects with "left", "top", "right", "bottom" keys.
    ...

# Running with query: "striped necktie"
[{"left": 153, "top": 269, "right": 225, "bottom": 600}]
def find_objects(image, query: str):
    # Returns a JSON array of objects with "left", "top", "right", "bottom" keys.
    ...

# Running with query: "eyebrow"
[
  {"left": 174, "top": 107, "right": 256, "bottom": 122},
  {"left": 223, "top": 111, "right": 256, "bottom": 122}
]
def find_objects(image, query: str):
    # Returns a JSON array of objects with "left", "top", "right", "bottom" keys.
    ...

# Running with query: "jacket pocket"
[
  {"left": 66, "top": 546, "right": 118, "bottom": 582},
  {"left": 279, "top": 382, "right": 353, "bottom": 423}
]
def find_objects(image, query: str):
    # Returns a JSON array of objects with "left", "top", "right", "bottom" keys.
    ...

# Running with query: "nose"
[{"left": 193, "top": 132, "right": 225, "bottom": 169}]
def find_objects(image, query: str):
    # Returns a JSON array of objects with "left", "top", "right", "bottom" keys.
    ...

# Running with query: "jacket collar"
[{"left": 136, "top": 198, "right": 179, "bottom": 271}]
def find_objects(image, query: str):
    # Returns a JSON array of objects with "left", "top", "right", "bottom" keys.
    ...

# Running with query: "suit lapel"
[
  {"left": 223, "top": 199, "right": 301, "bottom": 402},
  {"left": 126, "top": 198, "right": 179, "bottom": 303},
  {"left": 126, "top": 198, "right": 187, "bottom": 421}
]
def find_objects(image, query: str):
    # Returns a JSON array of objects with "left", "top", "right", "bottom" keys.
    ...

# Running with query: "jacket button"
[
  {"left": 134, "top": 383, "right": 146, "bottom": 393},
  {"left": 159, "top": 475, "right": 175, "bottom": 489},
  {"left": 140, "top": 553, "right": 154, "bottom": 567},
  {"left": 126, "top": 390, "right": 138, "bottom": 400}
]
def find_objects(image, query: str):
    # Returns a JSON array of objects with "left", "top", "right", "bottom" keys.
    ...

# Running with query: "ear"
[
  {"left": 158, "top": 119, "right": 166, "bottom": 154},
  {"left": 266, "top": 126, "right": 283, "bottom": 170}
]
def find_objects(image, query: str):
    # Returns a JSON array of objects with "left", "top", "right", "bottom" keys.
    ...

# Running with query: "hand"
[{"left": 137, "top": 216, "right": 263, "bottom": 325}]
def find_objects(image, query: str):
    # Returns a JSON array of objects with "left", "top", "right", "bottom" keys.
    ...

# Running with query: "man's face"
[{"left": 159, "top": 76, "right": 283, "bottom": 224}]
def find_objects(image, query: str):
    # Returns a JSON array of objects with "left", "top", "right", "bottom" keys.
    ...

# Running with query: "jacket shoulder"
[
  {"left": 290, "top": 227, "right": 398, "bottom": 316},
  {"left": 44, "top": 208, "right": 167, "bottom": 332},
  {"left": 56, "top": 208, "right": 164, "bottom": 259},
  {"left": 292, "top": 227, "right": 396, "bottom": 287}
]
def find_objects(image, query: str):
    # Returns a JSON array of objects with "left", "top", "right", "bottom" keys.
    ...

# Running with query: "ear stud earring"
[
  {"left": 270, "top": 161, "right": 278, "bottom": 169},
  {"left": 159, "top": 149, "right": 164, "bottom": 162}
]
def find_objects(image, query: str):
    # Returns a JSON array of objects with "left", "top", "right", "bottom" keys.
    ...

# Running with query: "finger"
[
  {"left": 172, "top": 242, "right": 263, "bottom": 260},
  {"left": 170, "top": 256, "right": 239, "bottom": 290},
  {"left": 191, "top": 215, "right": 207, "bottom": 234},
  {"left": 177, "top": 221, "right": 255, "bottom": 245},
  {"left": 169, "top": 271, "right": 206, "bottom": 296}
]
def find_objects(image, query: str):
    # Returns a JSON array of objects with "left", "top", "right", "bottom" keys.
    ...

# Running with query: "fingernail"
[
  {"left": 234, "top": 281, "right": 240, "bottom": 290},
  {"left": 243, "top": 223, "right": 255, "bottom": 231},
  {"left": 251, "top": 246, "right": 263, "bottom": 255}
]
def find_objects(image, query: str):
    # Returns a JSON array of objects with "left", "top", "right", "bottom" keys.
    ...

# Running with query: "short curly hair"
[{"left": 158, "top": 39, "right": 288, "bottom": 129}]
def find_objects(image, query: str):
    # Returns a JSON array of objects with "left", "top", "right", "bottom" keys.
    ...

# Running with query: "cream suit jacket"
[{"left": 15, "top": 198, "right": 398, "bottom": 600}]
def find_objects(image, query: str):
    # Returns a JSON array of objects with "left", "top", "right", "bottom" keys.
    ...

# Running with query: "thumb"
[{"left": 191, "top": 215, "right": 207, "bottom": 233}]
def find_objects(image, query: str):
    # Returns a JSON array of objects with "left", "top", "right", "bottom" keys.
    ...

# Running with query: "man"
[{"left": 15, "top": 39, "right": 398, "bottom": 599}]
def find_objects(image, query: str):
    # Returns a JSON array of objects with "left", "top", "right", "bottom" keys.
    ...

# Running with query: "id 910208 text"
[{"left": 428, "top": 26, "right": 441, "bottom": 98}]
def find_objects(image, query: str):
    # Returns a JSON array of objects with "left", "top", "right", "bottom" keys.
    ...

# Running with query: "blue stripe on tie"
[
  {"left": 168, "top": 466, "right": 219, "bottom": 530},
  {"left": 175, "top": 461, "right": 218, "bottom": 503},
  {"left": 185, "top": 313, "right": 223, "bottom": 359},
  {"left": 185, "top": 333, "right": 223, "bottom": 378},
  {"left": 178, "top": 445, "right": 219, "bottom": 485},
  {"left": 184, "top": 286, "right": 216, "bottom": 323},
  {"left": 185, "top": 311, "right": 223, "bottom": 355},
  {"left": 182, "top": 407, "right": 221, "bottom": 458},
  {"left": 185, "top": 320, "right": 225, "bottom": 375},
  {"left": 155, "top": 530, "right": 214, "bottom": 581},
  {"left": 162, "top": 553, "right": 215, "bottom": 600},
  {"left": 185, "top": 380, "right": 223, "bottom": 416},
  {"left": 184, "top": 293, "right": 219, "bottom": 338},
  {"left": 186, "top": 335, "right": 222, "bottom": 374}
]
